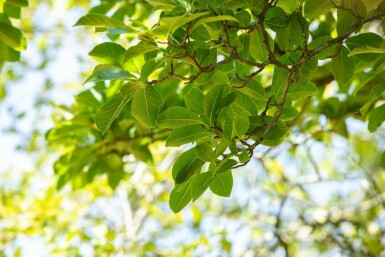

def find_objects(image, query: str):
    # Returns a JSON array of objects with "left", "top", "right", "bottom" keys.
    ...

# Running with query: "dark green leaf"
[
  {"left": 204, "top": 84, "right": 224, "bottom": 126},
  {"left": 172, "top": 148, "right": 204, "bottom": 184}
]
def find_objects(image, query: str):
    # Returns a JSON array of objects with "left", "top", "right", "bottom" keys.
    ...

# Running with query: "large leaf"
[
  {"left": 368, "top": 104, "right": 385, "bottom": 132},
  {"left": 204, "top": 84, "right": 224, "bottom": 126},
  {"left": 210, "top": 170, "right": 233, "bottom": 197},
  {"left": 89, "top": 42, "right": 126, "bottom": 65},
  {"left": 124, "top": 43, "right": 159, "bottom": 61},
  {"left": 84, "top": 68, "right": 133, "bottom": 84},
  {"left": 332, "top": 46, "right": 355, "bottom": 86},
  {"left": 166, "top": 125, "right": 205, "bottom": 147},
  {"left": 169, "top": 181, "right": 193, "bottom": 213},
  {"left": 191, "top": 172, "right": 213, "bottom": 201},
  {"left": 195, "top": 142, "right": 214, "bottom": 162},
  {"left": 172, "top": 148, "right": 204, "bottom": 184},
  {"left": 157, "top": 106, "right": 203, "bottom": 128},
  {"left": 74, "top": 13, "right": 128, "bottom": 28},
  {"left": 95, "top": 94, "right": 132, "bottom": 135},
  {"left": 131, "top": 86, "right": 163, "bottom": 128},
  {"left": 0, "top": 23, "right": 26, "bottom": 51},
  {"left": 304, "top": 0, "right": 332, "bottom": 19},
  {"left": 192, "top": 15, "right": 239, "bottom": 31},
  {"left": 185, "top": 88, "right": 205, "bottom": 114}
]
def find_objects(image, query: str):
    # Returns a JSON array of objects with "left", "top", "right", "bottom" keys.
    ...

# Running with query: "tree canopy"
[{"left": 2, "top": 0, "right": 385, "bottom": 256}]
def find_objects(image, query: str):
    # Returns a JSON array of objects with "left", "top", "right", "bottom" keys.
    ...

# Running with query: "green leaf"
[
  {"left": 213, "top": 158, "right": 238, "bottom": 174},
  {"left": 0, "top": 23, "right": 26, "bottom": 51},
  {"left": 204, "top": 84, "right": 224, "bottom": 126},
  {"left": 238, "top": 148, "right": 250, "bottom": 163},
  {"left": 280, "top": 106, "right": 299, "bottom": 121},
  {"left": 210, "top": 170, "right": 233, "bottom": 197},
  {"left": 89, "top": 42, "right": 126, "bottom": 65},
  {"left": 231, "top": 110, "right": 250, "bottom": 138},
  {"left": 348, "top": 46, "right": 385, "bottom": 56},
  {"left": 5, "top": 0, "right": 28, "bottom": 7},
  {"left": 159, "top": 12, "right": 209, "bottom": 33},
  {"left": 272, "top": 67, "right": 289, "bottom": 97},
  {"left": 195, "top": 142, "right": 214, "bottom": 162},
  {"left": 131, "top": 86, "right": 163, "bottom": 128},
  {"left": 236, "top": 79, "right": 266, "bottom": 100},
  {"left": 146, "top": 0, "right": 179, "bottom": 11},
  {"left": 84, "top": 68, "right": 133, "bottom": 84},
  {"left": 213, "top": 70, "right": 230, "bottom": 85},
  {"left": 346, "top": 33, "right": 383, "bottom": 61},
  {"left": 166, "top": 125, "right": 205, "bottom": 147},
  {"left": 249, "top": 29, "right": 272, "bottom": 62},
  {"left": 192, "top": 15, "right": 239, "bottom": 31},
  {"left": 169, "top": 181, "right": 192, "bottom": 213},
  {"left": 337, "top": 10, "right": 356, "bottom": 36},
  {"left": 332, "top": 46, "right": 355, "bottom": 86},
  {"left": 185, "top": 88, "right": 204, "bottom": 114},
  {"left": 304, "top": 0, "right": 332, "bottom": 19},
  {"left": 124, "top": 43, "right": 159, "bottom": 61},
  {"left": 172, "top": 148, "right": 204, "bottom": 184},
  {"left": 95, "top": 94, "right": 132, "bottom": 134},
  {"left": 275, "top": 12, "right": 306, "bottom": 51},
  {"left": 74, "top": 13, "right": 128, "bottom": 28},
  {"left": 368, "top": 104, "right": 385, "bottom": 132},
  {"left": 277, "top": 0, "right": 299, "bottom": 13},
  {"left": 192, "top": 172, "right": 213, "bottom": 201},
  {"left": 4, "top": 3, "right": 21, "bottom": 18},
  {"left": 287, "top": 81, "right": 319, "bottom": 101},
  {"left": 157, "top": 106, "right": 203, "bottom": 128}
]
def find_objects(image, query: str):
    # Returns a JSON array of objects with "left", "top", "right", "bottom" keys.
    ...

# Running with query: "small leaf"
[
  {"left": 192, "top": 172, "right": 213, "bottom": 201},
  {"left": 169, "top": 181, "right": 193, "bottom": 213},
  {"left": 172, "top": 148, "right": 204, "bottom": 184},
  {"left": 368, "top": 104, "right": 385, "bottom": 132},
  {"left": 166, "top": 125, "right": 205, "bottom": 147},
  {"left": 95, "top": 94, "right": 132, "bottom": 134},
  {"left": 84, "top": 68, "right": 133, "bottom": 84},
  {"left": 210, "top": 170, "right": 233, "bottom": 197},
  {"left": 157, "top": 106, "right": 203, "bottom": 128},
  {"left": 131, "top": 86, "right": 163, "bottom": 128},
  {"left": 89, "top": 42, "right": 126, "bottom": 65},
  {"left": 195, "top": 142, "right": 214, "bottom": 162},
  {"left": 185, "top": 88, "right": 204, "bottom": 114}
]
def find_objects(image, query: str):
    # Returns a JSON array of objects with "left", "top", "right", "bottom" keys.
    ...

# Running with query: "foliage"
[
  {"left": 2, "top": 0, "right": 385, "bottom": 256},
  {"left": 0, "top": 0, "right": 28, "bottom": 67},
  {"left": 47, "top": 0, "right": 385, "bottom": 212}
]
